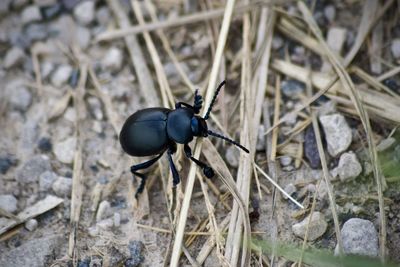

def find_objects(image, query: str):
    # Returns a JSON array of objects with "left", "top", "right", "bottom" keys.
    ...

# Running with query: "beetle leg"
[
  {"left": 175, "top": 90, "right": 203, "bottom": 114},
  {"left": 130, "top": 153, "right": 163, "bottom": 198},
  {"left": 167, "top": 148, "right": 180, "bottom": 186},
  {"left": 184, "top": 144, "right": 214, "bottom": 178}
]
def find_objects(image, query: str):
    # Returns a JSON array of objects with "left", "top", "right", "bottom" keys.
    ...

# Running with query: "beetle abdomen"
[{"left": 119, "top": 108, "right": 171, "bottom": 156}]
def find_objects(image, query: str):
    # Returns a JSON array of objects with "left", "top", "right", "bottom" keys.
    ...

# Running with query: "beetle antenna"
[
  {"left": 207, "top": 130, "right": 249, "bottom": 153},
  {"left": 203, "top": 80, "right": 226, "bottom": 120}
]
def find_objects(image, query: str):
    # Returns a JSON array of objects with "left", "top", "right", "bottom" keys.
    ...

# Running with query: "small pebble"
[
  {"left": 88, "top": 226, "right": 99, "bottom": 237},
  {"left": 38, "top": 137, "right": 53, "bottom": 152},
  {"left": 113, "top": 212, "right": 121, "bottom": 227},
  {"left": 25, "top": 23, "right": 48, "bottom": 42},
  {"left": 97, "top": 218, "right": 114, "bottom": 230},
  {"left": 52, "top": 176, "right": 72, "bottom": 197},
  {"left": 319, "top": 114, "right": 352, "bottom": 157},
  {"left": 391, "top": 39, "right": 400, "bottom": 59},
  {"left": 21, "top": 5, "right": 42, "bottom": 25},
  {"left": 8, "top": 86, "right": 32, "bottom": 112},
  {"left": 87, "top": 96, "right": 103, "bottom": 120},
  {"left": 281, "top": 80, "right": 305, "bottom": 98},
  {"left": 336, "top": 218, "right": 378, "bottom": 257},
  {"left": 272, "top": 36, "right": 283, "bottom": 50},
  {"left": 225, "top": 146, "right": 240, "bottom": 167},
  {"left": 51, "top": 64, "right": 73, "bottom": 87},
  {"left": 16, "top": 155, "right": 51, "bottom": 184},
  {"left": 76, "top": 26, "right": 91, "bottom": 50},
  {"left": 0, "top": 194, "right": 18, "bottom": 213},
  {"left": 96, "top": 6, "right": 110, "bottom": 26},
  {"left": 280, "top": 156, "right": 293, "bottom": 167},
  {"left": 0, "top": 155, "right": 17, "bottom": 174},
  {"left": 53, "top": 137, "right": 76, "bottom": 164},
  {"left": 101, "top": 47, "right": 123, "bottom": 73},
  {"left": 25, "top": 219, "right": 38, "bottom": 231},
  {"left": 256, "top": 125, "right": 266, "bottom": 151},
  {"left": 282, "top": 183, "right": 296, "bottom": 199},
  {"left": 61, "top": 0, "right": 80, "bottom": 11},
  {"left": 4, "top": 47, "right": 25, "bottom": 69},
  {"left": 96, "top": 200, "right": 112, "bottom": 222},
  {"left": 324, "top": 5, "right": 336, "bottom": 23},
  {"left": 89, "top": 257, "right": 102, "bottom": 267},
  {"left": 292, "top": 211, "right": 327, "bottom": 241},
  {"left": 41, "top": 61, "right": 54, "bottom": 79},
  {"left": 39, "top": 171, "right": 58, "bottom": 191},
  {"left": 73, "top": 0, "right": 95, "bottom": 25},
  {"left": 304, "top": 125, "right": 321, "bottom": 169},
  {"left": 40, "top": 2, "right": 63, "bottom": 20},
  {"left": 336, "top": 151, "right": 362, "bottom": 181},
  {"left": 126, "top": 240, "right": 145, "bottom": 267}
]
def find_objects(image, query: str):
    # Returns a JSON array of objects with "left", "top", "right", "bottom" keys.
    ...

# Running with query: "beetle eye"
[{"left": 191, "top": 117, "right": 199, "bottom": 135}]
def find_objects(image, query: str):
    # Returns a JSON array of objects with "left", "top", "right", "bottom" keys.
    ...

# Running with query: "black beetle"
[{"left": 119, "top": 81, "right": 249, "bottom": 197}]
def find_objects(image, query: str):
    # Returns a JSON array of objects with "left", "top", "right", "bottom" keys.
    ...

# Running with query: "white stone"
[
  {"left": 8, "top": 86, "right": 32, "bottom": 112},
  {"left": 319, "top": 114, "right": 352, "bottom": 157},
  {"left": 280, "top": 156, "right": 293, "bottom": 166},
  {"left": 54, "top": 137, "right": 76, "bottom": 164},
  {"left": 113, "top": 213, "right": 121, "bottom": 227},
  {"left": 282, "top": 183, "right": 296, "bottom": 199},
  {"left": 324, "top": 5, "right": 336, "bottom": 23},
  {"left": 39, "top": 171, "right": 58, "bottom": 191},
  {"left": 21, "top": 5, "right": 42, "bottom": 25},
  {"left": 52, "top": 176, "right": 72, "bottom": 197},
  {"left": 101, "top": 47, "right": 123, "bottom": 73},
  {"left": 97, "top": 218, "right": 114, "bottom": 230},
  {"left": 41, "top": 61, "right": 54, "bottom": 79},
  {"left": 337, "top": 151, "right": 362, "bottom": 181},
  {"left": 391, "top": 39, "right": 400, "bottom": 59},
  {"left": 75, "top": 26, "right": 91, "bottom": 50},
  {"left": 51, "top": 64, "right": 73, "bottom": 87},
  {"left": 25, "top": 219, "right": 38, "bottom": 231},
  {"left": 335, "top": 218, "right": 378, "bottom": 257},
  {"left": 73, "top": 1, "right": 95, "bottom": 25},
  {"left": 96, "top": 200, "right": 112, "bottom": 222},
  {"left": 292, "top": 212, "right": 327, "bottom": 241},
  {"left": 0, "top": 194, "right": 18, "bottom": 213},
  {"left": 4, "top": 47, "right": 25, "bottom": 69}
]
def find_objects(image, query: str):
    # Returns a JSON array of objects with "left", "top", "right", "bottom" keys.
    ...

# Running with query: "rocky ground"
[{"left": 0, "top": 0, "right": 400, "bottom": 267}]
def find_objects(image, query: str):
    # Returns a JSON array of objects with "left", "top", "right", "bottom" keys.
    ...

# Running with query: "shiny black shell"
[{"left": 119, "top": 108, "right": 171, "bottom": 156}]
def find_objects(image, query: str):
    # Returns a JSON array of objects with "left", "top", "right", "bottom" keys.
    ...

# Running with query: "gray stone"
[
  {"left": 225, "top": 145, "right": 240, "bottom": 167},
  {"left": 0, "top": 0, "right": 11, "bottom": 14},
  {"left": 280, "top": 156, "right": 293, "bottom": 166},
  {"left": 12, "top": 0, "right": 29, "bottom": 9},
  {"left": 53, "top": 137, "right": 76, "bottom": 164},
  {"left": 49, "top": 15, "right": 76, "bottom": 45},
  {"left": 87, "top": 96, "right": 103, "bottom": 120},
  {"left": 39, "top": 171, "right": 58, "bottom": 191},
  {"left": 25, "top": 218, "right": 38, "bottom": 231},
  {"left": 16, "top": 155, "right": 51, "bottom": 184},
  {"left": 292, "top": 211, "right": 327, "bottom": 241},
  {"left": 336, "top": 151, "right": 362, "bottom": 181},
  {"left": 101, "top": 47, "right": 123, "bottom": 73},
  {"left": 126, "top": 240, "right": 145, "bottom": 267},
  {"left": 96, "top": 200, "right": 112, "bottom": 221},
  {"left": 324, "top": 5, "right": 336, "bottom": 23},
  {"left": 73, "top": 1, "right": 95, "bottom": 25},
  {"left": 76, "top": 26, "right": 91, "bottom": 50},
  {"left": 391, "top": 39, "right": 400, "bottom": 59},
  {"left": 319, "top": 114, "right": 352, "bottom": 157},
  {"left": 0, "top": 235, "right": 65, "bottom": 267},
  {"left": 40, "top": 61, "right": 54, "bottom": 79},
  {"left": 25, "top": 23, "right": 48, "bottom": 42},
  {"left": 52, "top": 176, "right": 72, "bottom": 197},
  {"left": 0, "top": 194, "right": 18, "bottom": 213},
  {"left": 8, "top": 85, "right": 32, "bottom": 112},
  {"left": 51, "top": 64, "right": 73, "bottom": 87},
  {"left": 281, "top": 80, "right": 305, "bottom": 98},
  {"left": 96, "top": 6, "right": 110, "bottom": 26},
  {"left": 114, "top": 212, "right": 121, "bottom": 227},
  {"left": 4, "top": 47, "right": 25, "bottom": 69},
  {"left": 336, "top": 218, "right": 378, "bottom": 257},
  {"left": 282, "top": 183, "right": 296, "bottom": 200},
  {"left": 21, "top": 5, "right": 42, "bottom": 25}
]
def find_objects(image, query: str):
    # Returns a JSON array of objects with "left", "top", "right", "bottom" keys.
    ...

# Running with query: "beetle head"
[{"left": 191, "top": 116, "right": 208, "bottom": 137}]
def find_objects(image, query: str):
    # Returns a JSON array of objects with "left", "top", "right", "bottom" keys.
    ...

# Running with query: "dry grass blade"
[
  {"left": 298, "top": 1, "right": 386, "bottom": 260},
  {"left": 170, "top": 1, "right": 242, "bottom": 266},
  {"left": 68, "top": 61, "right": 87, "bottom": 263},
  {"left": 107, "top": 0, "right": 158, "bottom": 107},
  {"left": 96, "top": 1, "right": 266, "bottom": 42}
]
